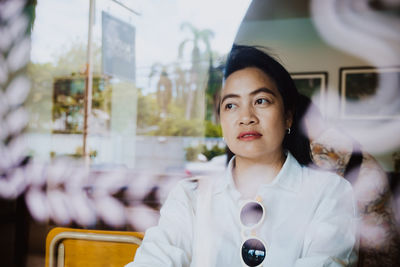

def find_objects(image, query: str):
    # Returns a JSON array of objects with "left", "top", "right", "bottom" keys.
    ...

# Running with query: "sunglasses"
[{"left": 239, "top": 197, "right": 267, "bottom": 267}]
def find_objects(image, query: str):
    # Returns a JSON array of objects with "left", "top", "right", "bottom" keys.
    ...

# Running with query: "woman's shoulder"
[
  {"left": 174, "top": 176, "right": 216, "bottom": 190},
  {"left": 167, "top": 177, "right": 199, "bottom": 198},
  {"left": 301, "top": 164, "right": 353, "bottom": 193},
  {"left": 300, "top": 165, "right": 356, "bottom": 216},
  {"left": 167, "top": 176, "right": 215, "bottom": 201}
]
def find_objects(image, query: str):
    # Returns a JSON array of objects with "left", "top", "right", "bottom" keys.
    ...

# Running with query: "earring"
[{"left": 287, "top": 128, "right": 291, "bottom": 134}]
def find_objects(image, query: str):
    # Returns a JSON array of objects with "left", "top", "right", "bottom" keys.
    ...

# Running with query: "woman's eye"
[
  {"left": 225, "top": 103, "right": 237, "bottom": 110},
  {"left": 255, "top": 98, "right": 270, "bottom": 105}
]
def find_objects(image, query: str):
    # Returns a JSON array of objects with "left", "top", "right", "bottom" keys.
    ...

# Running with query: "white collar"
[{"left": 213, "top": 152, "right": 303, "bottom": 194}]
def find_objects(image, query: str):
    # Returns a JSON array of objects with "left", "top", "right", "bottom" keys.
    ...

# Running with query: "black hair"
[{"left": 223, "top": 44, "right": 312, "bottom": 165}]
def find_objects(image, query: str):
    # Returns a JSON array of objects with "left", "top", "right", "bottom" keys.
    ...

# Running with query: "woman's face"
[{"left": 220, "top": 67, "right": 292, "bottom": 162}]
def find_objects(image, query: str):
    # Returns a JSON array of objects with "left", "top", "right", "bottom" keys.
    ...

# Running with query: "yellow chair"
[{"left": 45, "top": 227, "right": 144, "bottom": 267}]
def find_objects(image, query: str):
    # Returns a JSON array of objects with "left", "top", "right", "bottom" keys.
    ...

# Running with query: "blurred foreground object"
[
  {"left": 311, "top": 0, "right": 400, "bottom": 154},
  {"left": 310, "top": 129, "right": 400, "bottom": 266}
]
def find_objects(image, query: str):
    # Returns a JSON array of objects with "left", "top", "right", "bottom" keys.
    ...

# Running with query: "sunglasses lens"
[
  {"left": 241, "top": 238, "right": 266, "bottom": 266},
  {"left": 240, "top": 202, "right": 264, "bottom": 227}
]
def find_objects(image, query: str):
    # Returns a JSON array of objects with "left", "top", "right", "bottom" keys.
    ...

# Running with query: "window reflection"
[
  {"left": 2, "top": 0, "right": 399, "bottom": 266},
  {"left": 52, "top": 75, "right": 111, "bottom": 134}
]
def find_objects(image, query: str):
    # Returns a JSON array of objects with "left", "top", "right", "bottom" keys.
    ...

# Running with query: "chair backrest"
[{"left": 45, "top": 227, "right": 144, "bottom": 267}]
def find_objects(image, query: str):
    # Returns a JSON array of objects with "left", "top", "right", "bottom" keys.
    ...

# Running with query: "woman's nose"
[{"left": 239, "top": 108, "right": 258, "bottom": 125}]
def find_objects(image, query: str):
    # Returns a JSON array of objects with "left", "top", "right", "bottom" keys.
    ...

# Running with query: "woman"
[{"left": 127, "top": 45, "right": 357, "bottom": 266}]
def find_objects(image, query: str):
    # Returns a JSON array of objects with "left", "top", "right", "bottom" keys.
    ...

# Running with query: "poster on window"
[{"left": 102, "top": 11, "right": 136, "bottom": 82}]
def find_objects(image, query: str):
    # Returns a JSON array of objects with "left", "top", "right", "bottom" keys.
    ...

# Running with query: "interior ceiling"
[{"left": 243, "top": 0, "right": 311, "bottom": 21}]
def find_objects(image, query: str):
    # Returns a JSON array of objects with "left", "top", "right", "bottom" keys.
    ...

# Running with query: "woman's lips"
[{"left": 237, "top": 131, "right": 262, "bottom": 141}]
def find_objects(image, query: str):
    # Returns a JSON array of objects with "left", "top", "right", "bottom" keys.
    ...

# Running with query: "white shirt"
[{"left": 127, "top": 153, "right": 357, "bottom": 267}]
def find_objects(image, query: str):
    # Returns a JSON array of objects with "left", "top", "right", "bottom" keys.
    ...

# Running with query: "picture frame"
[
  {"left": 290, "top": 72, "right": 327, "bottom": 110},
  {"left": 340, "top": 66, "right": 400, "bottom": 119}
]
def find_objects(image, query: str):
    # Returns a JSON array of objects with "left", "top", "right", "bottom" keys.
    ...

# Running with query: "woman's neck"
[{"left": 232, "top": 152, "right": 286, "bottom": 199}]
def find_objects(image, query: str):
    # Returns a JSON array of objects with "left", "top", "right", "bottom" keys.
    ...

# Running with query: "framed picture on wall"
[
  {"left": 291, "top": 72, "right": 327, "bottom": 109},
  {"left": 340, "top": 66, "right": 400, "bottom": 119}
]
